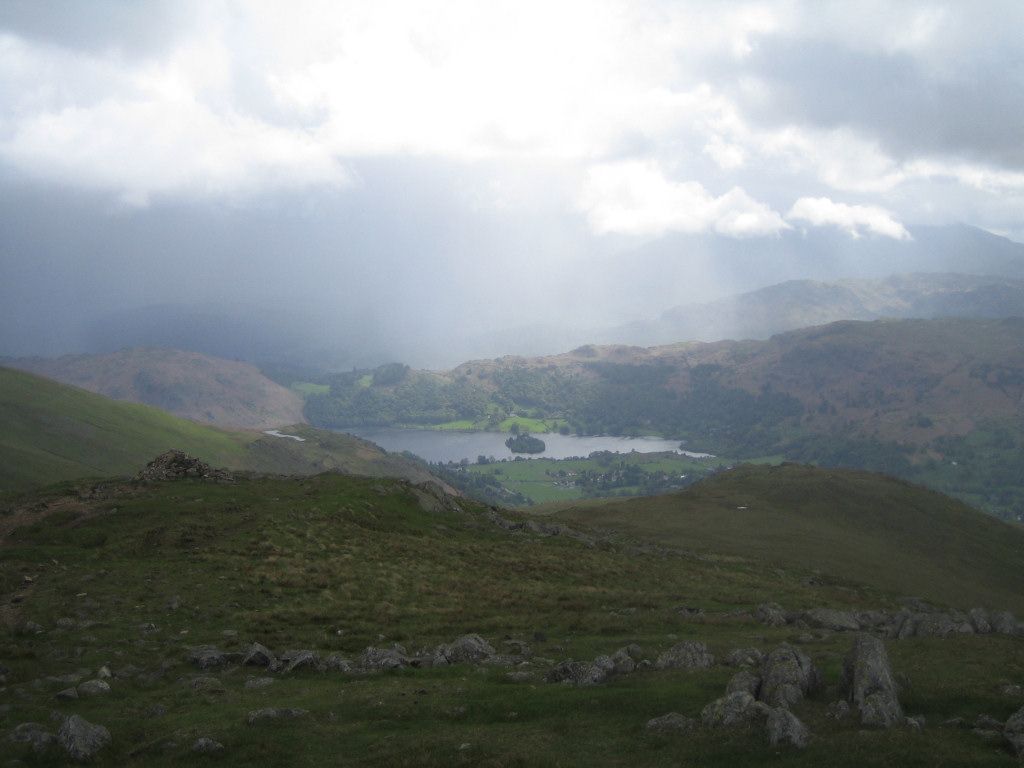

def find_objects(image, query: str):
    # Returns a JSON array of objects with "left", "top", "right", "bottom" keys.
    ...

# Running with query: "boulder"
[
  {"left": 193, "top": 737, "right": 224, "bottom": 754},
  {"left": 188, "top": 646, "right": 227, "bottom": 670},
  {"left": 359, "top": 645, "right": 410, "bottom": 671},
  {"left": 190, "top": 676, "right": 225, "bottom": 694},
  {"left": 654, "top": 641, "right": 714, "bottom": 670},
  {"left": 282, "top": 649, "right": 321, "bottom": 673},
  {"left": 804, "top": 608, "right": 859, "bottom": 632},
  {"left": 1005, "top": 705, "right": 1024, "bottom": 757},
  {"left": 724, "top": 647, "right": 764, "bottom": 668},
  {"left": 755, "top": 602, "right": 788, "bottom": 627},
  {"left": 766, "top": 707, "right": 810, "bottom": 748},
  {"left": 645, "top": 712, "right": 696, "bottom": 735},
  {"left": 701, "top": 691, "right": 771, "bottom": 728},
  {"left": 726, "top": 669, "right": 762, "bottom": 697},
  {"left": 843, "top": 634, "right": 903, "bottom": 728},
  {"left": 325, "top": 654, "right": 354, "bottom": 673},
  {"left": 968, "top": 608, "right": 992, "bottom": 634},
  {"left": 56, "top": 687, "right": 79, "bottom": 701},
  {"left": 545, "top": 660, "right": 609, "bottom": 686},
  {"left": 242, "top": 642, "right": 278, "bottom": 669},
  {"left": 910, "top": 613, "right": 957, "bottom": 638},
  {"left": 9, "top": 722, "right": 56, "bottom": 752},
  {"left": 58, "top": 715, "right": 110, "bottom": 762},
  {"left": 245, "top": 677, "right": 275, "bottom": 689},
  {"left": 610, "top": 645, "right": 642, "bottom": 674},
  {"left": 758, "top": 644, "right": 819, "bottom": 708},
  {"left": 76, "top": 679, "right": 111, "bottom": 697},
  {"left": 992, "top": 611, "right": 1022, "bottom": 636},
  {"left": 433, "top": 634, "right": 496, "bottom": 665}
]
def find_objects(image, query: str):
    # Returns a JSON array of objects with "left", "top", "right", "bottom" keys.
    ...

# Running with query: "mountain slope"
[
  {"left": 7, "top": 347, "right": 305, "bottom": 429},
  {"left": 3, "top": 465, "right": 1024, "bottom": 765},
  {"left": 0, "top": 367, "right": 440, "bottom": 496},
  {"left": 550, "top": 463, "right": 1024, "bottom": 613}
]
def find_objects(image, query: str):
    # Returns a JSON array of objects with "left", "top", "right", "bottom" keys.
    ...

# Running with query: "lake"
[{"left": 345, "top": 427, "right": 713, "bottom": 464}]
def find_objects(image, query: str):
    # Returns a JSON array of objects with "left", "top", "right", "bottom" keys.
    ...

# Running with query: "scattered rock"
[
  {"left": 241, "top": 642, "right": 278, "bottom": 669},
  {"left": 56, "top": 617, "right": 76, "bottom": 629},
  {"left": 324, "top": 654, "right": 353, "bottom": 673},
  {"left": 843, "top": 634, "right": 903, "bottom": 728},
  {"left": 192, "top": 737, "right": 224, "bottom": 754},
  {"left": 766, "top": 707, "right": 810, "bottom": 748},
  {"left": 755, "top": 603, "right": 788, "bottom": 627},
  {"left": 1005, "top": 705, "right": 1024, "bottom": 757},
  {"left": 975, "top": 713, "right": 1004, "bottom": 731},
  {"left": 433, "top": 634, "right": 496, "bottom": 665},
  {"left": 282, "top": 649, "right": 321, "bottom": 673},
  {"left": 726, "top": 669, "right": 762, "bottom": 697},
  {"left": 55, "top": 687, "right": 79, "bottom": 701},
  {"left": 645, "top": 712, "right": 696, "bottom": 735},
  {"left": 968, "top": 607, "right": 992, "bottom": 634},
  {"left": 725, "top": 647, "right": 764, "bottom": 668},
  {"left": 58, "top": 715, "right": 110, "bottom": 762},
  {"left": 246, "top": 708, "right": 308, "bottom": 725},
  {"left": 992, "top": 611, "right": 1023, "bottom": 636},
  {"left": 610, "top": 645, "right": 642, "bottom": 674},
  {"left": 359, "top": 645, "right": 410, "bottom": 671},
  {"left": 188, "top": 646, "right": 227, "bottom": 670},
  {"left": 545, "top": 660, "right": 609, "bottom": 686},
  {"left": 906, "top": 715, "right": 926, "bottom": 730},
  {"left": 96, "top": 666, "right": 111, "bottom": 679},
  {"left": 804, "top": 608, "right": 860, "bottom": 632},
  {"left": 245, "top": 677, "right": 275, "bottom": 689},
  {"left": 675, "top": 606, "right": 706, "bottom": 621},
  {"left": 76, "top": 680, "right": 111, "bottom": 697},
  {"left": 1000, "top": 683, "right": 1024, "bottom": 698},
  {"left": 654, "top": 641, "right": 714, "bottom": 670},
  {"left": 505, "top": 670, "right": 534, "bottom": 682},
  {"left": 9, "top": 722, "right": 56, "bottom": 753},
  {"left": 701, "top": 691, "right": 771, "bottom": 728},
  {"left": 758, "top": 644, "right": 819, "bottom": 708}
]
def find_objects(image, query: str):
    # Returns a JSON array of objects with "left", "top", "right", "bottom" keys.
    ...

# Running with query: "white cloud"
[
  {"left": 580, "top": 161, "right": 789, "bottom": 237},
  {"left": 787, "top": 196, "right": 911, "bottom": 240}
]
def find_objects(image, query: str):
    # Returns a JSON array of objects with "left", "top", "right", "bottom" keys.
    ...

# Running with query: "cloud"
[
  {"left": 787, "top": 196, "right": 911, "bottom": 240},
  {"left": 580, "top": 160, "right": 789, "bottom": 237}
]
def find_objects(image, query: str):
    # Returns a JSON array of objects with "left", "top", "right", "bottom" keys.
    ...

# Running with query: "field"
[{"left": 2, "top": 465, "right": 1023, "bottom": 765}]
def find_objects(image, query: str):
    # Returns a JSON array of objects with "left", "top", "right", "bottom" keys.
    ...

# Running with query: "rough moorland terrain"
[{"left": 1, "top": 459, "right": 1023, "bottom": 765}]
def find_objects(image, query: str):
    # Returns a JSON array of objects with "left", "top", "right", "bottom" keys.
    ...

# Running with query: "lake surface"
[{"left": 345, "top": 427, "right": 713, "bottom": 464}]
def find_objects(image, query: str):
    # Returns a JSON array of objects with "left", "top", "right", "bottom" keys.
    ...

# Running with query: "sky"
[{"left": 2, "top": 1, "right": 1024, "bottom": 366}]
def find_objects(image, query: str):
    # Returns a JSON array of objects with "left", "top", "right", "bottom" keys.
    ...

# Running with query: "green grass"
[
  {"left": 498, "top": 416, "right": 565, "bottom": 433},
  {"left": 290, "top": 381, "right": 330, "bottom": 397},
  {"left": 2, "top": 467, "right": 1023, "bottom": 765},
  {"left": 550, "top": 463, "right": 1024, "bottom": 614},
  {"left": 0, "top": 368, "right": 440, "bottom": 499}
]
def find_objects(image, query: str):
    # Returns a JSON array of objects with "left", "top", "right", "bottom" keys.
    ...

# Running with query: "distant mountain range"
[{"left": 598, "top": 272, "right": 1024, "bottom": 346}]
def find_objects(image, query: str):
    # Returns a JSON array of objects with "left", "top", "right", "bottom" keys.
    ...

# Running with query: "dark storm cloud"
[{"left": 738, "top": 34, "right": 1024, "bottom": 169}]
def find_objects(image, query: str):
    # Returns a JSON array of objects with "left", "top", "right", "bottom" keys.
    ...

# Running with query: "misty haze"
[{"left": 3, "top": 2, "right": 1024, "bottom": 766}]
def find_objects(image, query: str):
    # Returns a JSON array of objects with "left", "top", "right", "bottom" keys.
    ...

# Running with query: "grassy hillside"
[
  {"left": 7, "top": 347, "right": 305, "bottom": 429},
  {"left": 550, "top": 463, "right": 1024, "bottom": 614},
  {"left": 0, "top": 367, "right": 439, "bottom": 497},
  {"left": 2, "top": 466, "right": 1023, "bottom": 765}
]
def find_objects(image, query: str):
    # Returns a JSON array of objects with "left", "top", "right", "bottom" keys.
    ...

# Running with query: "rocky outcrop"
[
  {"left": 188, "top": 646, "right": 228, "bottom": 670},
  {"left": 433, "top": 634, "right": 496, "bottom": 665},
  {"left": 804, "top": 608, "right": 860, "bottom": 632},
  {"left": 546, "top": 659, "right": 608, "bottom": 686},
  {"left": 246, "top": 708, "right": 308, "bottom": 725},
  {"left": 1005, "top": 705, "right": 1024, "bottom": 757},
  {"left": 842, "top": 634, "right": 903, "bottom": 727},
  {"left": 766, "top": 707, "right": 810, "bottom": 748},
  {"left": 359, "top": 645, "right": 411, "bottom": 671},
  {"left": 701, "top": 691, "right": 771, "bottom": 728},
  {"left": 755, "top": 602, "right": 788, "bottom": 627},
  {"left": 758, "top": 644, "right": 819, "bottom": 708},
  {"left": 136, "top": 450, "right": 233, "bottom": 482},
  {"left": 242, "top": 642, "right": 279, "bottom": 670},
  {"left": 9, "top": 722, "right": 56, "bottom": 753},
  {"left": 58, "top": 715, "right": 110, "bottom": 762},
  {"left": 655, "top": 641, "right": 714, "bottom": 670}
]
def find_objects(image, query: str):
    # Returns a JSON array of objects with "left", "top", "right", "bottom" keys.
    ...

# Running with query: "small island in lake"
[{"left": 505, "top": 432, "right": 546, "bottom": 454}]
